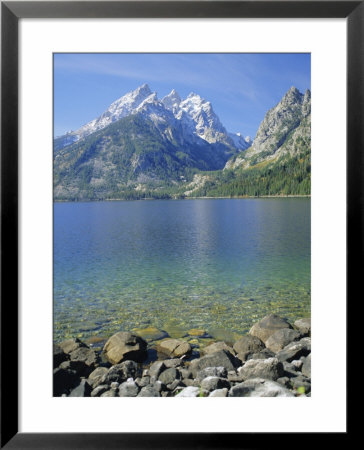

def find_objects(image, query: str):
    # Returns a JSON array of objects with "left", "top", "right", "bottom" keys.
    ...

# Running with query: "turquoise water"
[{"left": 54, "top": 198, "right": 310, "bottom": 343}]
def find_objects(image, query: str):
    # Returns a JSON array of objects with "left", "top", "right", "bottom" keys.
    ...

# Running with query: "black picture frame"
[{"left": 1, "top": 1, "right": 358, "bottom": 448}]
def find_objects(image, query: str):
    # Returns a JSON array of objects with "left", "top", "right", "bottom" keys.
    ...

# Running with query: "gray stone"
[
  {"left": 265, "top": 329, "right": 302, "bottom": 353},
  {"left": 189, "top": 350, "right": 240, "bottom": 377},
  {"left": 91, "top": 384, "right": 109, "bottom": 397},
  {"left": 291, "top": 375, "right": 311, "bottom": 394},
  {"left": 69, "top": 379, "right": 92, "bottom": 397},
  {"left": 249, "top": 314, "right": 293, "bottom": 343},
  {"left": 294, "top": 318, "right": 311, "bottom": 335},
  {"left": 163, "top": 359, "right": 183, "bottom": 368},
  {"left": 103, "top": 332, "right": 147, "bottom": 364},
  {"left": 158, "top": 368, "right": 180, "bottom": 385},
  {"left": 118, "top": 379, "right": 140, "bottom": 397},
  {"left": 135, "top": 376, "right": 150, "bottom": 388},
  {"left": 175, "top": 386, "right": 200, "bottom": 397},
  {"left": 179, "top": 368, "right": 192, "bottom": 379},
  {"left": 137, "top": 386, "right": 161, "bottom": 397},
  {"left": 229, "top": 378, "right": 294, "bottom": 397},
  {"left": 182, "top": 378, "right": 199, "bottom": 387},
  {"left": 59, "top": 338, "right": 87, "bottom": 354},
  {"left": 69, "top": 346, "right": 99, "bottom": 374},
  {"left": 148, "top": 361, "right": 166, "bottom": 378},
  {"left": 209, "top": 388, "right": 229, "bottom": 397},
  {"left": 302, "top": 353, "right": 311, "bottom": 377},
  {"left": 247, "top": 349, "right": 275, "bottom": 360},
  {"left": 276, "top": 377, "right": 291, "bottom": 388},
  {"left": 167, "top": 379, "right": 182, "bottom": 391},
  {"left": 102, "top": 360, "right": 138, "bottom": 384},
  {"left": 238, "top": 357, "right": 284, "bottom": 381},
  {"left": 156, "top": 339, "right": 192, "bottom": 358},
  {"left": 233, "top": 335, "right": 265, "bottom": 361},
  {"left": 87, "top": 367, "right": 109, "bottom": 388},
  {"left": 276, "top": 338, "right": 311, "bottom": 363},
  {"left": 59, "top": 360, "right": 90, "bottom": 376},
  {"left": 101, "top": 389, "right": 118, "bottom": 397},
  {"left": 200, "top": 376, "right": 230, "bottom": 392},
  {"left": 203, "top": 342, "right": 235, "bottom": 356},
  {"left": 196, "top": 366, "right": 228, "bottom": 382},
  {"left": 110, "top": 382, "right": 120, "bottom": 390},
  {"left": 291, "top": 359, "right": 303, "bottom": 371}
]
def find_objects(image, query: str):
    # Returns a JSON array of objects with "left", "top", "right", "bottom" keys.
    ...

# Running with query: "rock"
[
  {"left": 282, "top": 361, "right": 298, "bottom": 378},
  {"left": 132, "top": 326, "right": 169, "bottom": 341},
  {"left": 167, "top": 379, "right": 182, "bottom": 391},
  {"left": 163, "top": 359, "right": 183, "bottom": 368},
  {"left": 182, "top": 379, "right": 199, "bottom": 387},
  {"left": 291, "top": 375, "right": 311, "bottom": 394},
  {"left": 91, "top": 384, "right": 109, "bottom": 397},
  {"left": 69, "top": 379, "right": 92, "bottom": 397},
  {"left": 238, "top": 357, "right": 284, "bottom": 381},
  {"left": 59, "top": 338, "right": 87, "bottom": 354},
  {"left": 158, "top": 368, "right": 180, "bottom": 385},
  {"left": 135, "top": 376, "right": 150, "bottom": 388},
  {"left": 53, "top": 368, "right": 79, "bottom": 396},
  {"left": 102, "top": 360, "right": 138, "bottom": 384},
  {"left": 276, "top": 377, "right": 291, "bottom": 388},
  {"left": 302, "top": 353, "right": 311, "bottom": 377},
  {"left": 294, "top": 318, "right": 311, "bottom": 335},
  {"left": 188, "top": 328, "right": 207, "bottom": 337},
  {"left": 227, "top": 371, "right": 244, "bottom": 383},
  {"left": 138, "top": 385, "right": 161, "bottom": 397},
  {"left": 196, "top": 366, "right": 228, "bottom": 382},
  {"left": 291, "top": 359, "right": 303, "bottom": 371},
  {"left": 203, "top": 342, "right": 235, "bottom": 356},
  {"left": 87, "top": 367, "right": 109, "bottom": 388},
  {"left": 59, "top": 360, "right": 90, "bottom": 377},
  {"left": 54, "top": 344, "right": 68, "bottom": 367},
  {"left": 179, "top": 368, "right": 192, "bottom": 379},
  {"left": 189, "top": 350, "right": 240, "bottom": 377},
  {"left": 276, "top": 338, "right": 311, "bottom": 363},
  {"left": 265, "top": 329, "right": 302, "bottom": 353},
  {"left": 233, "top": 335, "right": 265, "bottom": 361},
  {"left": 69, "top": 346, "right": 99, "bottom": 372},
  {"left": 247, "top": 349, "right": 275, "bottom": 360},
  {"left": 175, "top": 386, "right": 200, "bottom": 397},
  {"left": 209, "top": 388, "right": 229, "bottom": 397},
  {"left": 118, "top": 379, "right": 140, "bottom": 397},
  {"left": 110, "top": 382, "right": 120, "bottom": 390},
  {"left": 156, "top": 339, "right": 192, "bottom": 358},
  {"left": 200, "top": 376, "right": 230, "bottom": 392},
  {"left": 148, "top": 361, "right": 166, "bottom": 378},
  {"left": 249, "top": 314, "right": 293, "bottom": 343},
  {"left": 101, "top": 389, "right": 118, "bottom": 397},
  {"left": 103, "top": 332, "right": 147, "bottom": 364},
  {"left": 229, "top": 378, "right": 294, "bottom": 397}
]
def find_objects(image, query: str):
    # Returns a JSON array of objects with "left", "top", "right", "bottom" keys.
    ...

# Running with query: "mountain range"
[{"left": 54, "top": 84, "right": 310, "bottom": 200}]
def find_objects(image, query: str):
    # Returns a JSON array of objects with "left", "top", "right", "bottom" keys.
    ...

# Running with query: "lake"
[{"left": 54, "top": 198, "right": 310, "bottom": 343}]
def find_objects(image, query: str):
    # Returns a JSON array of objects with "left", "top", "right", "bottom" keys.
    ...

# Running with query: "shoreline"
[
  {"left": 54, "top": 314, "right": 311, "bottom": 397},
  {"left": 54, "top": 194, "right": 311, "bottom": 203}
]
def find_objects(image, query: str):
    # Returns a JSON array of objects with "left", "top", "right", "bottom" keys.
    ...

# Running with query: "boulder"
[
  {"left": 265, "top": 329, "right": 302, "bottom": 353},
  {"left": 54, "top": 344, "right": 68, "bottom": 367},
  {"left": 158, "top": 368, "right": 180, "bottom": 386},
  {"left": 276, "top": 338, "right": 311, "bottom": 363},
  {"left": 200, "top": 376, "right": 230, "bottom": 392},
  {"left": 91, "top": 384, "right": 109, "bottom": 397},
  {"left": 203, "top": 342, "right": 235, "bottom": 357},
  {"left": 156, "top": 339, "right": 192, "bottom": 358},
  {"left": 59, "top": 338, "right": 87, "bottom": 354},
  {"left": 247, "top": 349, "right": 275, "bottom": 360},
  {"left": 249, "top": 314, "right": 292, "bottom": 343},
  {"left": 189, "top": 350, "right": 240, "bottom": 377},
  {"left": 238, "top": 357, "right": 284, "bottom": 381},
  {"left": 69, "top": 379, "right": 92, "bottom": 397},
  {"left": 132, "top": 326, "right": 169, "bottom": 341},
  {"left": 101, "top": 389, "right": 118, "bottom": 397},
  {"left": 175, "top": 386, "right": 200, "bottom": 397},
  {"left": 69, "top": 346, "right": 99, "bottom": 372},
  {"left": 196, "top": 366, "right": 228, "bottom": 382},
  {"left": 59, "top": 360, "right": 90, "bottom": 377},
  {"left": 135, "top": 376, "right": 150, "bottom": 388},
  {"left": 148, "top": 361, "right": 166, "bottom": 378},
  {"left": 209, "top": 388, "right": 228, "bottom": 397},
  {"left": 87, "top": 367, "right": 109, "bottom": 388},
  {"left": 102, "top": 360, "right": 138, "bottom": 384},
  {"left": 118, "top": 379, "right": 140, "bottom": 397},
  {"left": 302, "top": 353, "right": 311, "bottom": 378},
  {"left": 294, "top": 318, "right": 311, "bottom": 335},
  {"left": 103, "top": 332, "right": 147, "bottom": 364},
  {"left": 53, "top": 368, "right": 79, "bottom": 396},
  {"left": 229, "top": 378, "right": 294, "bottom": 397},
  {"left": 233, "top": 335, "right": 265, "bottom": 361},
  {"left": 138, "top": 385, "right": 161, "bottom": 397},
  {"left": 163, "top": 359, "right": 183, "bottom": 368}
]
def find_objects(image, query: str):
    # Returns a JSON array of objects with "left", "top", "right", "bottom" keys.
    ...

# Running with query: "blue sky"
[{"left": 54, "top": 53, "right": 310, "bottom": 139}]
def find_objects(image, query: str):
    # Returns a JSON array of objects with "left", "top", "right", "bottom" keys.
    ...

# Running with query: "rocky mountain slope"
[{"left": 54, "top": 85, "right": 310, "bottom": 200}]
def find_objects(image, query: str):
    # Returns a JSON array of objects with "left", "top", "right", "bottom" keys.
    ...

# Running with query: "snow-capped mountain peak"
[{"left": 161, "top": 89, "right": 182, "bottom": 112}]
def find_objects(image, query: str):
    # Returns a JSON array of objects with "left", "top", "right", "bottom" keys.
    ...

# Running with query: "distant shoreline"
[{"left": 54, "top": 195, "right": 311, "bottom": 203}]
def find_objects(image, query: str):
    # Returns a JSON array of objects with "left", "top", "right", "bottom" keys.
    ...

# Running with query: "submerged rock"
[{"left": 132, "top": 326, "right": 169, "bottom": 341}]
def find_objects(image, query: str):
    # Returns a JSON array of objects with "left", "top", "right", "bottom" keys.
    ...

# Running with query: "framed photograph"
[{"left": 2, "top": 1, "right": 358, "bottom": 448}]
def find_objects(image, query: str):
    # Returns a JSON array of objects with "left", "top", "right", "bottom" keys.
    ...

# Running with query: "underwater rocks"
[{"left": 53, "top": 315, "right": 311, "bottom": 397}]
